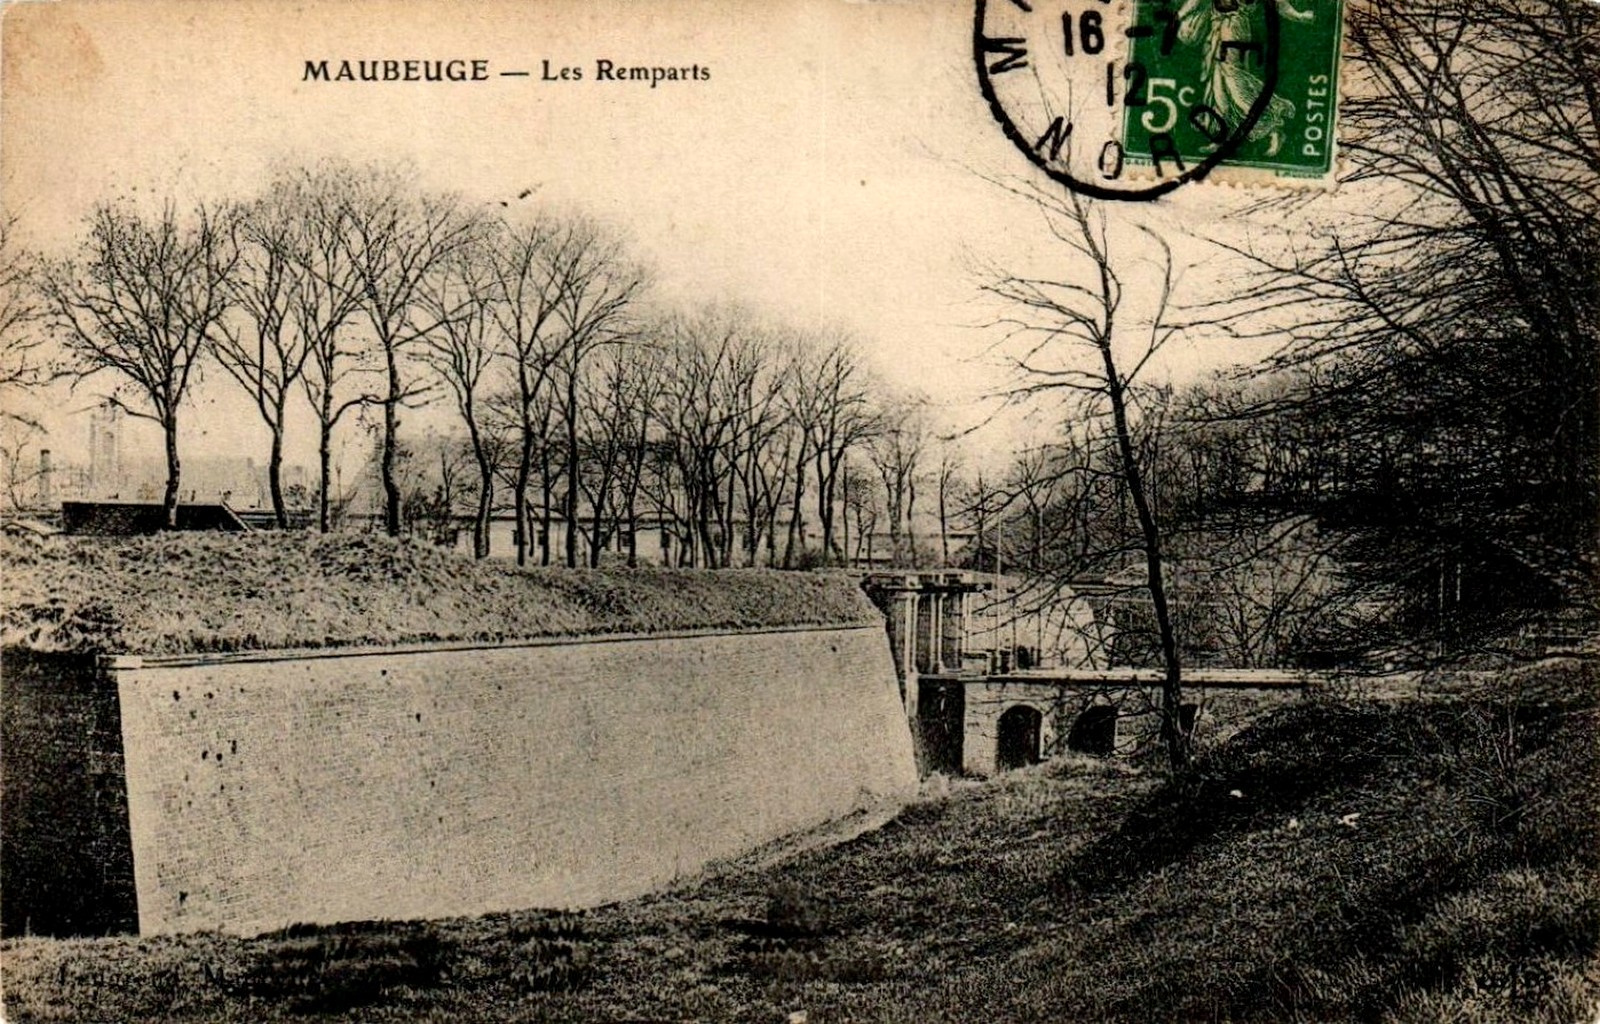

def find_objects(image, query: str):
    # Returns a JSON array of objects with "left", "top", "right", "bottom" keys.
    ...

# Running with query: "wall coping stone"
[
  {"left": 927, "top": 669, "right": 1313, "bottom": 690},
  {"left": 104, "top": 622, "right": 882, "bottom": 671}
]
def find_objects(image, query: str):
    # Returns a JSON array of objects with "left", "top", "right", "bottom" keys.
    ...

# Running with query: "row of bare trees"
[
  {"left": 417, "top": 303, "right": 963, "bottom": 570},
  {"left": 22, "top": 162, "right": 967, "bottom": 568}
]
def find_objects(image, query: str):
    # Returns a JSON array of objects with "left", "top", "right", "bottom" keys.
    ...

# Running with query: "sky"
[{"left": 0, "top": 0, "right": 1309, "bottom": 475}]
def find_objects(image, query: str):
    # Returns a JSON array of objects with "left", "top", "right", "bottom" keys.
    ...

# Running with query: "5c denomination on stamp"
[{"left": 975, "top": 0, "right": 1344, "bottom": 200}]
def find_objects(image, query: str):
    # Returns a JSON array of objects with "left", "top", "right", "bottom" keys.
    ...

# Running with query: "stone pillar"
[
  {"left": 914, "top": 593, "right": 936, "bottom": 676},
  {"left": 892, "top": 593, "right": 920, "bottom": 721},
  {"left": 881, "top": 590, "right": 910, "bottom": 686},
  {"left": 939, "top": 588, "right": 964, "bottom": 672},
  {"left": 962, "top": 682, "right": 999, "bottom": 776}
]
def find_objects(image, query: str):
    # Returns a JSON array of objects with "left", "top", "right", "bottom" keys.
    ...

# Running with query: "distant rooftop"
[{"left": 60, "top": 501, "right": 251, "bottom": 536}]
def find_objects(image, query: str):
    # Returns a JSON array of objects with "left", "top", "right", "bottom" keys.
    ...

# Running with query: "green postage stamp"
[
  {"left": 976, "top": 0, "right": 1348, "bottom": 198},
  {"left": 1121, "top": 0, "right": 1346, "bottom": 182}
]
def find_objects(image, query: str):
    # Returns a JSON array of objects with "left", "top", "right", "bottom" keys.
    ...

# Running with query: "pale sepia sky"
[{"left": 1, "top": 0, "right": 1291, "bottom": 468}]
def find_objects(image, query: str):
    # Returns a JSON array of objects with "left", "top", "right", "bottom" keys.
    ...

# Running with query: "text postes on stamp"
[{"left": 975, "top": 0, "right": 1344, "bottom": 199}]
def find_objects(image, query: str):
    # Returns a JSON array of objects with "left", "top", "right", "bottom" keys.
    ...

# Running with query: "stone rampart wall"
[{"left": 110, "top": 625, "right": 915, "bottom": 936}]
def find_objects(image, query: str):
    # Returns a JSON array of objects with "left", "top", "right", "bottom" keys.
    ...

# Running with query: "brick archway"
[
  {"left": 1067, "top": 705, "right": 1117, "bottom": 756},
  {"left": 996, "top": 704, "right": 1044, "bottom": 771}
]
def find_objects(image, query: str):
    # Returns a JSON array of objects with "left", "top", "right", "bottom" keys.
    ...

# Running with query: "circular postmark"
[{"left": 975, "top": 0, "right": 1284, "bottom": 201}]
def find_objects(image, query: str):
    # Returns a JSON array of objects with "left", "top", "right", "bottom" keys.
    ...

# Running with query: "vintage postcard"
[{"left": 1, "top": 0, "right": 1596, "bottom": 1021}]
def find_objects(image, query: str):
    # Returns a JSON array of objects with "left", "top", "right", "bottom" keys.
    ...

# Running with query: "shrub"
[
  {"left": 230, "top": 922, "right": 451, "bottom": 1013},
  {"left": 765, "top": 881, "right": 832, "bottom": 939}
]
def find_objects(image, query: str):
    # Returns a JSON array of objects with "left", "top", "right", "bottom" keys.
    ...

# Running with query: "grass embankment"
[
  {"left": 5, "top": 660, "right": 1597, "bottom": 1023},
  {"left": 0, "top": 533, "right": 879, "bottom": 655}
]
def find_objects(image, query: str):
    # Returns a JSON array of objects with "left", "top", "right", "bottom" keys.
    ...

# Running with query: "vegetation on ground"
[
  {"left": 0, "top": 532, "right": 880, "bottom": 656},
  {"left": 4, "top": 659, "right": 1595, "bottom": 1023}
]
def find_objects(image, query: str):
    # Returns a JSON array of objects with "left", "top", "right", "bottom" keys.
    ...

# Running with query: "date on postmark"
[{"left": 975, "top": 0, "right": 1346, "bottom": 200}]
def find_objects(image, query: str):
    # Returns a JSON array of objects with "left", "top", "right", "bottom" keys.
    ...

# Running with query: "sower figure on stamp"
[{"left": 1177, "top": 0, "right": 1315, "bottom": 156}]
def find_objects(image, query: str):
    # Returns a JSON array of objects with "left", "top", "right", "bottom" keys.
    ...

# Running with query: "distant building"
[
  {"left": 60, "top": 501, "right": 251, "bottom": 535},
  {"left": 86, "top": 402, "right": 124, "bottom": 497}
]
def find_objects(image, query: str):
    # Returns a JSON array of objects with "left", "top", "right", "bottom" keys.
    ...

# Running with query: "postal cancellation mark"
[{"left": 976, "top": 0, "right": 1346, "bottom": 199}]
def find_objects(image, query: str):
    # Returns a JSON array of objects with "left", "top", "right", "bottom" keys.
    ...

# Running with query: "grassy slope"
[
  {"left": 4, "top": 660, "right": 1597, "bottom": 1023},
  {"left": 0, "top": 533, "right": 879, "bottom": 655}
]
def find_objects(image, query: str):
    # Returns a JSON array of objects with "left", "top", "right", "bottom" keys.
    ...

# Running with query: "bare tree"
[
  {"left": 655, "top": 306, "right": 746, "bottom": 568},
  {"left": 732, "top": 342, "right": 797, "bottom": 568},
  {"left": 966, "top": 469, "right": 1006, "bottom": 572},
  {"left": 481, "top": 216, "right": 564, "bottom": 565},
  {"left": 720, "top": 319, "right": 790, "bottom": 567},
  {"left": 1004, "top": 445, "right": 1062, "bottom": 574},
  {"left": 980, "top": 186, "right": 1191, "bottom": 771},
  {"left": 841, "top": 458, "right": 882, "bottom": 566},
  {"left": 1173, "top": 517, "right": 1350, "bottom": 668},
  {"left": 748, "top": 411, "right": 800, "bottom": 568},
  {"left": 812, "top": 338, "right": 881, "bottom": 563},
  {"left": 387, "top": 431, "right": 472, "bottom": 545},
  {"left": 211, "top": 183, "right": 312, "bottom": 526},
  {"left": 781, "top": 332, "right": 880, "bottom": 566},
  {"left": 0, "top": 213, "right": 50, "bottom": 426},
  {"left": 575, "top": 348, "right": 636, "bottom": 565},
  {"left": 341, "top": 167, "right": 483, "bottom": 537},
  {"left": 610, "top": 343, "right": 667, "bottom": 567},
  {"left": 868, "top": 393, "right": 930, "bottom": 566},
  {"left": 547, "top": 216, "right": 647, "bottom": 567},
  {"left": 0, "top": 416, "right": 44, "bottom": 510},
  {"left": 280, "top": 167, "right": 377, "bottom": 533},
  {"left": 42, "top": 200, "right": 237, "bottom": 527},
  {"left": 418, "top": 235, "right": 502, "bottom": 557},
  {"left": 935, "top": 440, "right": 965, "bottom": 567},
  {"left": 778, "top": 334, "right": 815, "bottom": 568}
]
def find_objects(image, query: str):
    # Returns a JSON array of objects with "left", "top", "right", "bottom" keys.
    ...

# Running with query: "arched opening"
[
  {"left": 917, "top": 679, "right": 965, "bottom": 776},
  {"left": 1179, "top": 702, "right": 1199, "bottom": 736},
  {"left": 1067, "top": 705, "right": 1117, "bottom": 756},
  {"left": 996, "top": 705, "right": 1043, "bottom": 771}
]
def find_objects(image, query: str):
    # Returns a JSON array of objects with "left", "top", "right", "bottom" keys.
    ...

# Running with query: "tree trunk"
[
  {"left": 564, "top": 373, "right": 579, "bottom": 568},
  {"left": 514, "top": 427, "right": 534, "bottom": 566},
  {"left": 723, "top": 469, "right": 737, "bottom": 567},
  {"left": 784, "top": 443, "right": 808, "bottom": 568},
  {"left": 162, "top": 414, "right": 181, "bottom": 530},
  {"left": 382, "top": 349, "right": 402, "bottom": 537},
  {"left": 540, "top": 454, "right": 555, "bottom": 566},
  {"left": 268, "top": 417, "right": 287, "bottom": 529},
  {"left": 587, "top": 449, "right": 615, "bottom": 568},
  {"left": 473, "top": 449, "right": 493, "bottom": 559},
  {"left": 907, "top": 483, "right": 918, "bottom": 567},
  {"left": 820, "top": 468, "right": 841, "bottom": 561},
  {"left": 842, "top": 474, "right": 851, "bottom": 568},
  {"left": 814, "top": 451, "right": 831, "bottom": 560},
  {"left": 939, "top": 476, "right": 950, "bottom": 566},
  {"left": 1099, "top": 337, "right": 1187, "bottom": 772},
  {"left": 317, "top": 390, "right": 334, "bottom": 533}
]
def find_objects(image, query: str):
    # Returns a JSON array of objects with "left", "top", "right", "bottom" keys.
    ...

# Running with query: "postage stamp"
[
  {"left": 976, "top": 0, "right": 1346, "bottom": 198},
  {"left": 1121, "top": 0, "right": 1346, "bottom": 183}
]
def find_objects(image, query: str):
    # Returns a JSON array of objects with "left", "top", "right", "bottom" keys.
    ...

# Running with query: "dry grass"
[{"left": 0, "top": 532, "right": 880, "bottom": 655}]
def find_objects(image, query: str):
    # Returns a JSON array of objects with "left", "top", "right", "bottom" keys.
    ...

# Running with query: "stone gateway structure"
[{"left": 860, "top": 571, "right": 1308, "bottom": 777}]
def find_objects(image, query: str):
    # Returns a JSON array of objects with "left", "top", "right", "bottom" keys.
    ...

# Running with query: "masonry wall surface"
[
  {"left": 962, "top": 680, "right": 1304, "bottom": 775},
  {"left": 0, "top": 649, "right": 137, "bottom": 937},
  {"left": 113, "top": 625, "right": 916, "bottom": 936}
]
